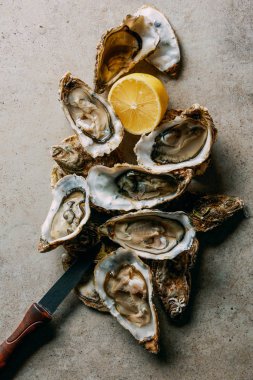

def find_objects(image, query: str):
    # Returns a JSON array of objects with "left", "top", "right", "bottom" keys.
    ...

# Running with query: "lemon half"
[{"left": 108, "top": 73, "right": 169, "bottom": 135}]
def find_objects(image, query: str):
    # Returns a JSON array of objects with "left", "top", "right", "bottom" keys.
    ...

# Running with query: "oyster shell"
[
  {"left": 135, "top": 104, "right": 217, "bottom": 174},
  {"left": 94, "top": 14, "right": 159, "bottom": 93},
  {"left": 63, "top": 223, "right": 100, "bottom": 255},
  {"left": 189, "top": 194, "right": 245, "bottom": 232},
  {"left": 135, "top": 5, "right": 180, "bottom": 76},
  {"left": 160, "top": 192, "right": 245, "bottom": 232},
  {"left": 50, "top": 135, "right": 122, "bottom": 186},
  {"left": 59, "top": 73, "right": 124, "bottom": 157},
  {"left": 99, "top": 210, "right": 196, "bottom": 260},
  {"left": 154, "top": 238, "right": 199, "bottom": 319},
  {"left": 76, "top": 271, "right": 108, "bottom": 312},
  {"left": 94, "top": 248, "right": 159, "bottom": 353},
  {"left": 38, "top": 175, "right": 90, "bottom": 252},
  {"left": 50, "top": 164, "right": 66, "bottom": 189},
  {"left": 87, "top": 164, "right": 193, "bottom": 212},
  {"left": 51, "top": 135, "right": 89, "bottom": 175}
]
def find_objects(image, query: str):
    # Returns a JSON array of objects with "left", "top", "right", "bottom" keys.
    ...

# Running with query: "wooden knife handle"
[{"left": 0, "top": 303, "right": 52, "bottom": 369}]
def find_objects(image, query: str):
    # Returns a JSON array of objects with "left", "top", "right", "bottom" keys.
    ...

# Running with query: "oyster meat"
[
  {"left": 38, "top": 175, "right": 90, "bottom": 252},
  {"left": 59, "top": 73, "right": 124, "bottom": 157},
  {"left": 154, "top": 238, "right": 199, "bottom": 319},
  {"left": 135, "top": 104, "right": 217, "bottom": 174},
  {"left": 99, "top": 210, "right": 196, "bottom": 260},
  {"left": 135, "top": 5, "right": 180, "bottom": 76},
  {"left": 87, "top": 164, "right": 192, "bottom": 212},
  {"left": 94, "top": 14, "right": 159, "bottom": 93},
  {"left": 94, "top": 248, "right": 159, "bottom": 353}
]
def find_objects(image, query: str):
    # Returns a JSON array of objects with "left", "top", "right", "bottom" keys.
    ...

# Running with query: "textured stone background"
[{"left": 0, "top": 1, "right": 252, "bottom": 379}]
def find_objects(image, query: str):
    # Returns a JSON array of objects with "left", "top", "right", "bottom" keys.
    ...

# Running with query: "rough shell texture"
[
  {"left": 50, "top": 135, "right": 122, "bottom": 187},
  {"left": 87, "top": 163, "right": 193, "bottom": 212},
  {"left": 94, "top": 248, "right": 159, "bottom": 353},
  {"left": 160, "top": 192, "right": 245, "bottom": 232},
  {"left": 51, "top": 135, "right": 87, "bottom": 175},
  {"left": 99, "top": 209, "right": 196, "bottom": 260},
  {"left": 95, "top": 239, "right": 120, "bottom": 263},
  {"left": 189, "top": 194, "right": 245, "bottom": 232},
  {"left": 94, "top": 14, "right": 159, "bottom": 93},
  {"left": 38, "top": 175, "right": 90, "bottom": 252},
  {"left": 63, "top": 222, "right": 100, "bottom": 255},
  {"left": 59, "top": 72, "right": 124, "bottom": 157},
  {"left": 62, "top": 250, "right": 108, "bottom": 312},
  {"left": 135, "top": 5, "right": 180, "bottom": 76},
  {"left": 50, "top": 164, "right": 66, "bottom": 189},
  {"left": 154, "top": 238, "right": 199, "bottom": 319},
  {"left": 134, "top": 104, "right": 217, "bottom": 174}
]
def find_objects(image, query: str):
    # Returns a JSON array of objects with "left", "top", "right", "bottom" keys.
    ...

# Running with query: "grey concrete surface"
[{"left": 0, "top": 1, "right": 252, "bottom": 379}]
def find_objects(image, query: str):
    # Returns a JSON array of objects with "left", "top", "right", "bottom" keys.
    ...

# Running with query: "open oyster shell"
[
  {"left": 94, "top": 248, "right": 159, "bottom": 353},
  {"left": 154, "top": 238, "right": 199, "bottom": 319},
  {"left": 50, "top": 135, "right": 122, "bottom": 187},
  {"left": 59, "top": 73, "right": 124, "bottom": 157},
  {"left": 94, "top": 14, "right": 159, "bottom": 93},
  {"left": 135, "top": 5, "right": 180, "bottom": 76},
  {"left": 38, "top": 175, "right": 90, "bottom": 252},
  {"left": 99, "top": 210, "right": 196, "bottom": 260},
  {"left": 87, "top": 164, "right": 193, "bottom": 212},
  {"left": 135, "top": 104, "right": 217, "bottom": 174}
]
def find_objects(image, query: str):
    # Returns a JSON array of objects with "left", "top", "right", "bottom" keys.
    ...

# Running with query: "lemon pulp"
[{"left": 108, "top": 73, "right": 169, "bottom": 135}]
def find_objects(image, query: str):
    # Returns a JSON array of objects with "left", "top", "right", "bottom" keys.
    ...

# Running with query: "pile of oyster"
[{"left": 38, "top": 5, "right": 244, "bottom": 353}]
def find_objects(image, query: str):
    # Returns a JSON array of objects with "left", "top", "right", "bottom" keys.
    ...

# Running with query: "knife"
[{"left": 0, "top": 249, "right": 97, "bottom": 369}]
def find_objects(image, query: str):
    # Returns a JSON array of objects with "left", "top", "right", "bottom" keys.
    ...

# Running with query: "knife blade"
[{"left": 0, "top": 248, "right": 98, "bottom": 369}]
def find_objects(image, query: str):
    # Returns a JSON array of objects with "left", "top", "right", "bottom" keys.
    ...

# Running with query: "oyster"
[
  {"left": 59, "top": 73, "right": 124, "bottom": 157},
  {"left": 51, "top": 135, "right": 121, "bottom": 185},
  {"left": 99, "top": 210, "right": 196, "bottom": 260},
  {"left": 94, "top": 15, "right": 159, "bottom": 93},
  {"left": 189, "top": 194, "right": 245, "bottom": 232},
  {"left": 135, "top": 104, "right": 217, "bottom": 174},
  {"left": 154, "top": 238, "right": 199, "bottom": 319},
  {"left": 51, "top": 135, "right": 89, "bottom": 175},
  {"left": 94, "top": 248, "right": 159, "bottom": 353},
  {"left": 135, "top": 5, "right": 180, "bottom": 76},
  {"left": 87, "top": 164, "right": 193, "bottom": 212},
  {"left": 161, "top": 192, "right": 245, "bottom": 232},
  {"left": 38, "top": 175, "right": 90, "bottom": 252}
]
